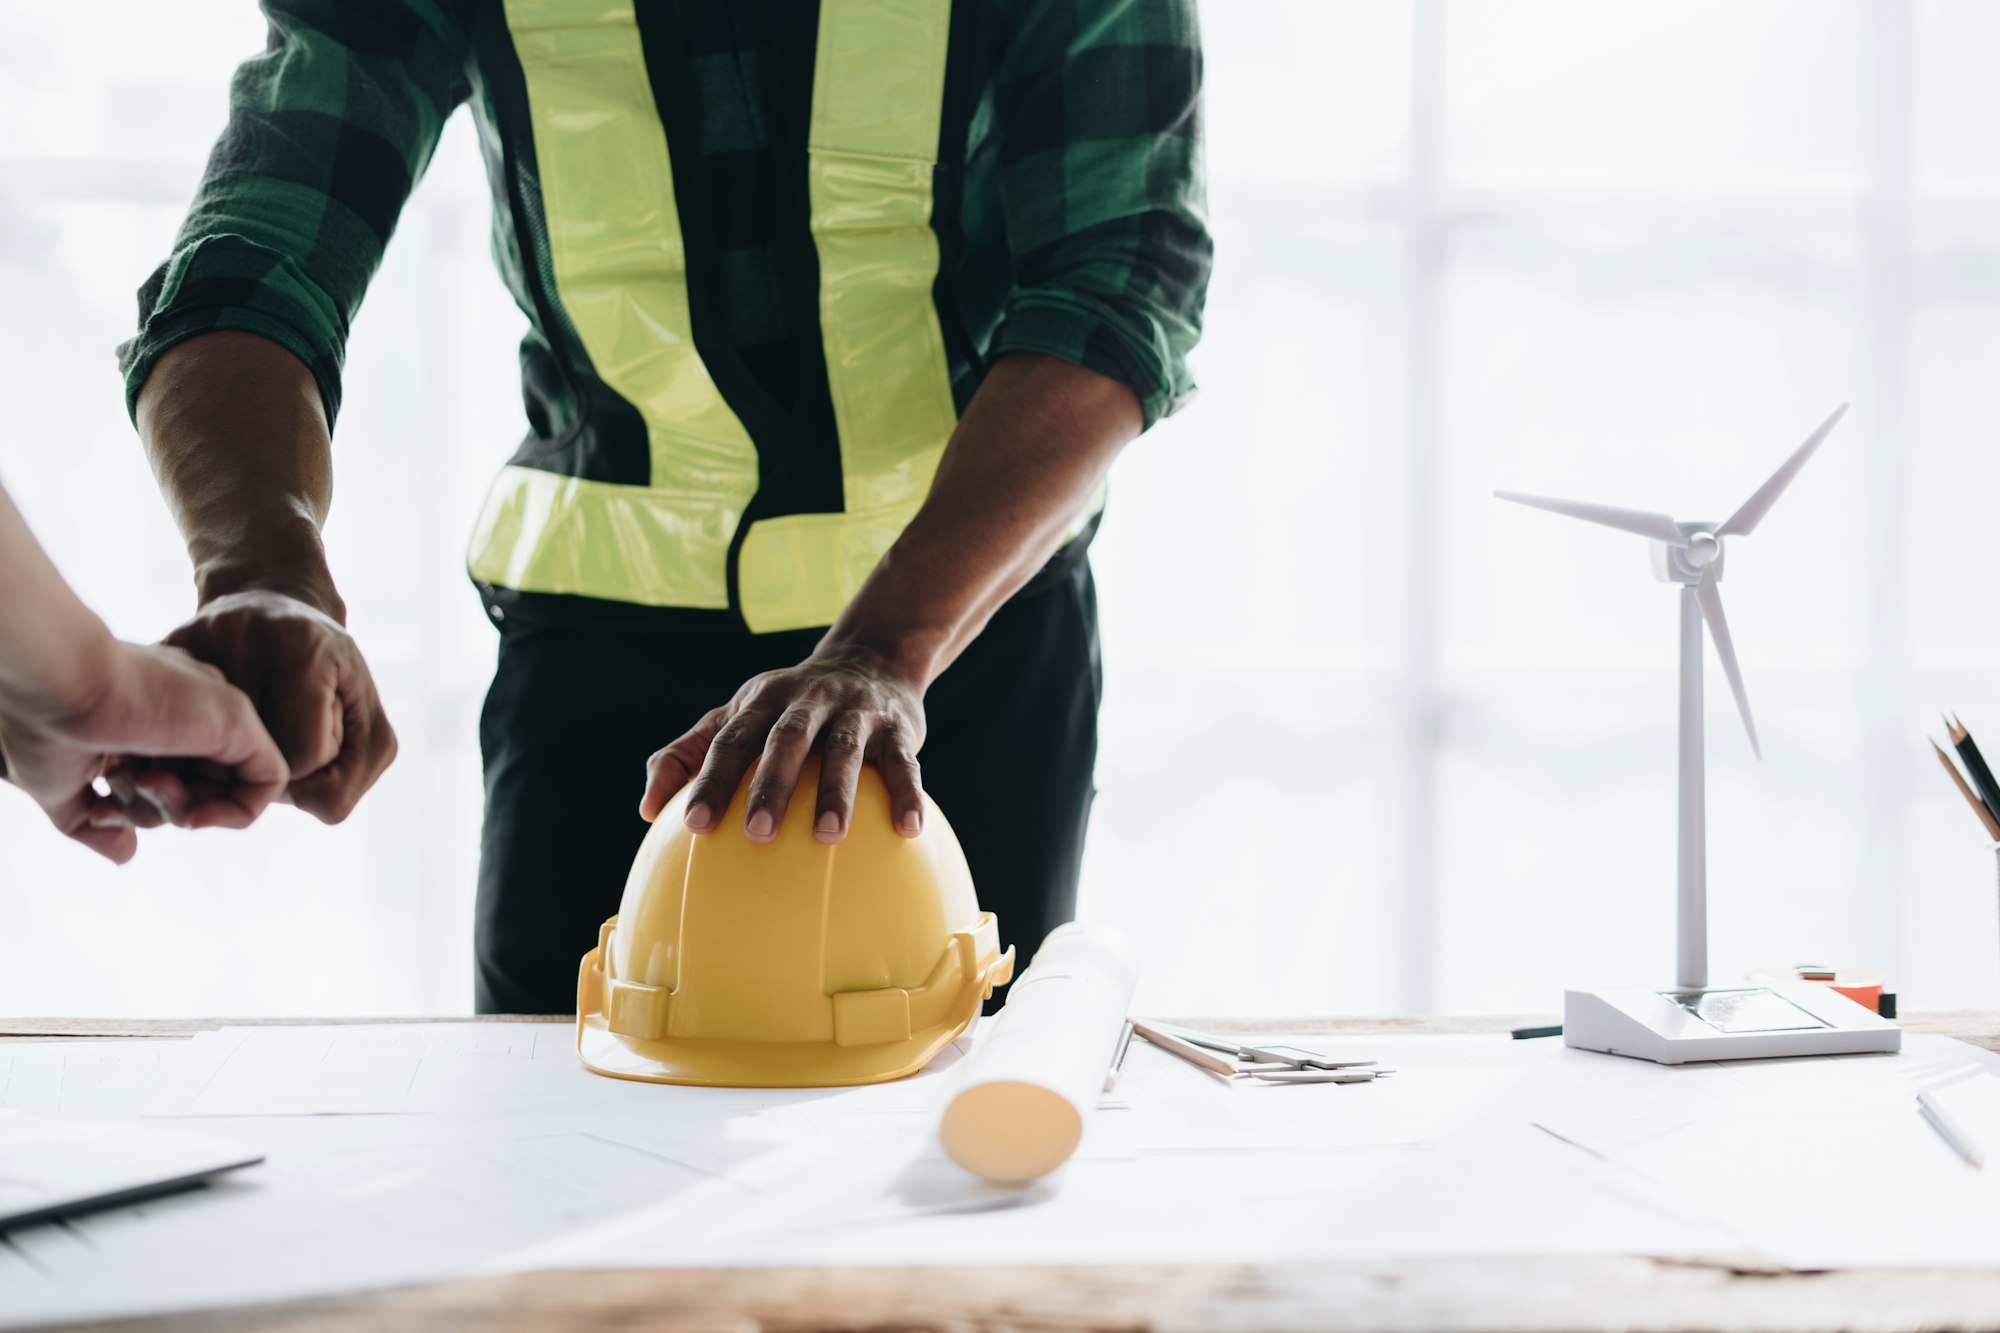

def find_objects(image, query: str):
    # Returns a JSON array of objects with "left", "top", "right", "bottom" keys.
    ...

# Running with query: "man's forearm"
[
  {"left": 134, "top": 332, "right": 344, "bottom": 621},
  {"left": 643, "top": 351, "right": 1145, "bottom": 839},
  {"left": 131, "top": 332, "right": 397, "bottom": 821},
  {"left": 817, "top": 352, "right": 1144, "bottom": 689}
]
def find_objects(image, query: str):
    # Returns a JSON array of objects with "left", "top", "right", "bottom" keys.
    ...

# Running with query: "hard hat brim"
[{"left": 575, "top": 1010, "right": 971, "bottom": 1087}]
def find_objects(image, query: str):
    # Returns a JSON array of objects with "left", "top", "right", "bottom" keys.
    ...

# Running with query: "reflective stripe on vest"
[
  {"left": 468, "top": 0, "right": 958, "bottom": 632},
  {"left": 471, "top": 0, "right": 761, "bottom": 612},
  {"left": 735, "top": 0, "right": 957, "bottom": 632}
]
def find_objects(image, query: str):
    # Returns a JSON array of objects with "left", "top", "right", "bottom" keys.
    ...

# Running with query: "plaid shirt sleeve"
[
  {"left": 986, "top": 0, "right": 1211, "bottom": 429},
  {"left": 117, "top": 1, "right": 470, "bottom": 427}
]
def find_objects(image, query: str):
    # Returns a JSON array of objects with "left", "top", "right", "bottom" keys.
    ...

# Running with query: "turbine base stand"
[{"left": 1563, "top": 983, "right": 1900, "bottom": 1065}]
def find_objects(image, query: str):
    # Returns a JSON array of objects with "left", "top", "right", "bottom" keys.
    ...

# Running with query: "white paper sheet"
[
  {"left": 174, "top": 1022, "right": 642, "bottom": 1116},
  {"left": 1536, "top": 1039, "right": 2000, "bottom": 1268},
  {"left": 1, "top": 1022, "right": 974, "bottom": 1122},
  {"left": 0, "top": 1022, "right": 983, "bottom": 1327},
  {"left": 0, "top": 1101, "right": 750, "bottom": 1328},
  {"left": 500, "top": 1116, "right": 1728, "bottom": 1272},
  {"left": 5, "top": 1022, "right": 1997, "bottom": 1330},
  {"left": 0, "top": 1036, "right": 236, "bottom": 1119},
  {"left": 493, "top": 1031, "right": 1755, "bottom": 1272}
]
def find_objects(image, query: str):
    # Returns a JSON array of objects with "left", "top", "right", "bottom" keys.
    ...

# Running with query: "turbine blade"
[
  {"left": 1715, "top": 403, "right": 1848, "bottom": 538},
  {"left": 1696, "top": 567, "right": 1760, "bottom": 760},
  {"left": 1493, "top": 491, "right": 1687, "bottom": 545}
]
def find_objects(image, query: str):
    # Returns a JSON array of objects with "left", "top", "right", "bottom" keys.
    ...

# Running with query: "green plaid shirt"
[{"left": 120, "top": 0, "right": 1209, "bottom": 622}]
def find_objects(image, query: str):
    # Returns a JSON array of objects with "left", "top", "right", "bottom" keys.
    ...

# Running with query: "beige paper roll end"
[{"left": 938, "top": 1079, "right": 1084, "bottom": 1183}]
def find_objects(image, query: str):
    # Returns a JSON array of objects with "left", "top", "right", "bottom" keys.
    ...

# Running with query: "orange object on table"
[{"left": 1748, "top": 964, "right": 1886, "bottom": 1014}]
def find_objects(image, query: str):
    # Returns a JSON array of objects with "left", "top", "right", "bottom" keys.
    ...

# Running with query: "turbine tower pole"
[{"left": 1677, "top": 582, "right": 1708, "bottom": 991}]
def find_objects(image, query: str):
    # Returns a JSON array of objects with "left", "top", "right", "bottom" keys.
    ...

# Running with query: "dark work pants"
[{"left": 473, "top": 558, "right": 1101, "bottom": 1014}]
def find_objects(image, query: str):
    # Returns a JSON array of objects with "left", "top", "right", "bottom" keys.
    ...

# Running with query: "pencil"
[
  {"left": 1933, "top": 739, "right": 2000, "bottom": 841},
  {"left": 1130, "top": 1019, "right": 1237, "bottom": 1077},
  {"left": 1946, "top": 715, "right": 2000, "bottom": 828}
]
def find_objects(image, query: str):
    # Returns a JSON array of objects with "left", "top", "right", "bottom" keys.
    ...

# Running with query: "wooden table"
[{"left": 8, "top": 1013, "right": 2000, "bottom": 1333}]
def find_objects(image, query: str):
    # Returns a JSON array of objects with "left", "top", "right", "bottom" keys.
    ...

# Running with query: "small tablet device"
[
  {"left": 1666, "top": 987, "right": 1831, "bottom": 1034},
  {"left": 0, "top": 1109, "right": 263, "bottom": 1230}
]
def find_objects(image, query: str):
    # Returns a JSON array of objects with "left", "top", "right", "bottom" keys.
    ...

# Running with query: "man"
[
  {"left": 123, "top": 0, "right": 1209, "bottom": 1013},
  {"left": 0, "top": 481, "right": 286, "bottom": 861}
]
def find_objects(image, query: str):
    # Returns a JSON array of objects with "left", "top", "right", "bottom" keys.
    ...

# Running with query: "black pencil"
[
  {"left": 1934, "top": 740, "right": 2000, "bottom": 841},
  {"left": 1946, "top": 714, "right": 2000, "bottom": 827}
]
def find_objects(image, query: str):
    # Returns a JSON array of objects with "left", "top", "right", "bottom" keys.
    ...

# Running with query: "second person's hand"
[
  {"left": 639, "top": 645, "right": 926, "bottom": 846},
  {"left": 165, "top": 588, "right": 398, "bottom": 823},
  {"left": 0, "top": 639, "right": 288, "bottom": 862}
]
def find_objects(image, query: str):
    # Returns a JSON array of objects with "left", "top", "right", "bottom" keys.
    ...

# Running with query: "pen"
[
  {"left": 1103, "top": 1019, "right": 1135, "bottom": 1092},
  {"left": 1946, "top": 715, "right": 2000, "bottom": 830},
  {"left": 1918, "top": 1088, "right": 1985, "bottom": 1168}
]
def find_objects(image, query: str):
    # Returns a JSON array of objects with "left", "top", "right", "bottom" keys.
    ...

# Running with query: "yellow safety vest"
[{"left": 467, "top": 0, "right": 965, "bottom": 634}]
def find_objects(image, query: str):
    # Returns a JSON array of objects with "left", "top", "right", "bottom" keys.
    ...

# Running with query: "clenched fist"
[{"left": 166, "top": 589, "right": 397, "bottom": 823}]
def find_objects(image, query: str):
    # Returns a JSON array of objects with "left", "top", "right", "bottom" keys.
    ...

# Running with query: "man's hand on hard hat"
[
  {"left": 639, "top": 352, "right": 1144, "bottom": 846},
  {"left": 135, "top": 332, "right": 399, "bottom": 826},
  {"left": 642, "top": 642, "right": 930, "bottom": 846}
]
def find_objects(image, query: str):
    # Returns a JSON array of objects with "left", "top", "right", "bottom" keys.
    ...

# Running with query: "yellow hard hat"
[{"left": 576, "top": 754, "right": 1015, "bottom": 1087}]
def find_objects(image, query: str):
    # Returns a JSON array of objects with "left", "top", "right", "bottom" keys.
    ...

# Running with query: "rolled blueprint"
[{"left": 938, "top": 922, "right": 1140, "bottom": 1183}]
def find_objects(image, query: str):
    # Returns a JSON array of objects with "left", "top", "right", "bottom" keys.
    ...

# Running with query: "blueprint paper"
[
  {"left": 0, "top": 1022, "right": 980, "bottom": 1327},
  {"left": 165, "top": 1022, "right": 970, "bottom": 1118},
  {"left": 0, "top": 1104, "right": 743, "bottom": 1328},
  {"left": 497, "top": 1034, "right": 1736, "bottom": 1271},
  {"left": 0, "top": 1022, "right": 972, "bottom": 1121},
  {"left": 174, "top": 1022, "right": 624, "bottom": 1116},
  {"left": 498, "top": 1112, "right": 1726, "bottom": 1271},
  {"left": 1536, "top": 1038, "right": 2000, "bottom": 1268},
  {"left": 0, "top": 1037, "right": 236, "bottom": 1119},
  {"left": 5, "top": 1024, "right": 1998, "bottom": 1330},
  {"left": 503, "top": 1035, "right": 2000, "bottom": 1272}
]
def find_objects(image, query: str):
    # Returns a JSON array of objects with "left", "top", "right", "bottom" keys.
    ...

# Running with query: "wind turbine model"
[{"left": 1497, "top": 404, "right": 1899, "bottom": 1064}]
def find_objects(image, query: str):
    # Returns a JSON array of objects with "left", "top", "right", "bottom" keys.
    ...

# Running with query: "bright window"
[{"left": 2, "top": 1, "right": 1995, "bottom": 1018}]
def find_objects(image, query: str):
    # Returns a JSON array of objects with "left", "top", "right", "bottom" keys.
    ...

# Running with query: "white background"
[{"left": 2, "top": 1, "right": 1996, "bottom": 1018}]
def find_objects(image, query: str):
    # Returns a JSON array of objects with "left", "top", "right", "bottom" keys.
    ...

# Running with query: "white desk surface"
[{"left": 4, "top": 1012, "right": 1998, "bottom": 1333}]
